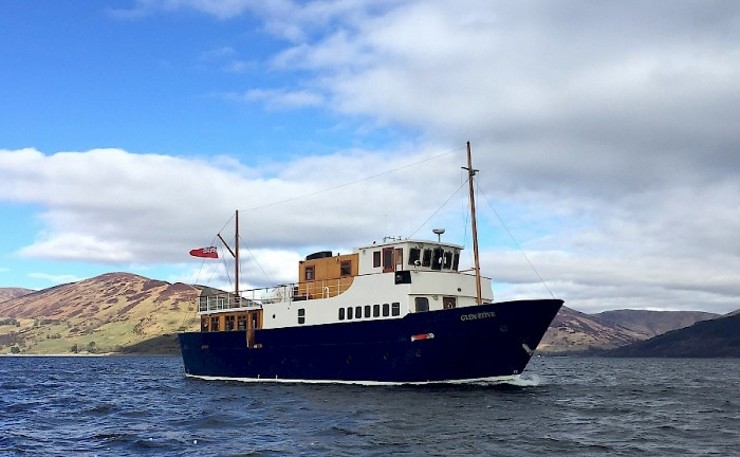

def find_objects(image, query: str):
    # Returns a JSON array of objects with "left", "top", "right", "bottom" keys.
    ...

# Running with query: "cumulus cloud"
[{"left": 13, "top": 1, "right": 740, "bottom": 313}]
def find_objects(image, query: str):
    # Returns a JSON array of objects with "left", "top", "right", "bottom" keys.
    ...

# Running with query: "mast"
[
  {"left": 464, "top": 141, "right": 483, "bottom": 305},
  {"left": 234, "top": 210, "right": 240, "bottom": 304}
]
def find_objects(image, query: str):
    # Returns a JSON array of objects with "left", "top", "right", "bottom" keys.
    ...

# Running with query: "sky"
[{"left": 1, "top": 1, "right": 739, "bottom": 314}]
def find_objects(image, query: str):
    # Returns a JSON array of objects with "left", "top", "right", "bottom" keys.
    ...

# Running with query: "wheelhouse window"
[
  {"left": 298, "top": 308, "right": 305, "bottom": 325},
  {"left": 373, "top": 251, "right": 381, "bottom": 268},
  {"left": 432, "top": 248, "right": 444, "bottom": 270},
  {"left": 395, "top": 248, "right": 403, "bottom": 270},
  {"left": 391, "top": 302, "right": 401, "bottom": 316},
  {"left": 453, "top": 253, "right": 460, "bottom": 271},
  {"left": 408, "top": 248, "right": 421, "bottom": 266},
  {"left": 415, "top": 297, "right": 430, "bottom": 312},
  {"left": 443, "top": 251, "right": 453, "bottom": 270},
  {"left": 340, "top": 260, "right": 352, "bottom": 277},
  {"left": 305, "top": 266, "right": 315, "bottom": 280},
  {"left": 422, "top": 249, "right": 432, "bottom": 267}
]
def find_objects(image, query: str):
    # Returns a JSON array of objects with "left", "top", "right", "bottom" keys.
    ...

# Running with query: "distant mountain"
[
  {"left": 538, "top": 307, "right": 721, "bottom": 354},
  {"left": 590, "top": 309, "right": 718, "bottom": 338},
  {"left": 0, "top": 287, "right": 34, "bottom": 303},
  {"left": 603, "top": 312, "right": 740, "bottom": 358},
  {"left": 0, "top": 272, "right": 200, "bottom": 354}
]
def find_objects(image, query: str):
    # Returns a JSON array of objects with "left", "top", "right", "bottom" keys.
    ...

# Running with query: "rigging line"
[
  {"left": 239, "top": 147, "right": 463, "bottom": 213},
  {"left": 406, "top": 181, "right": 467, "bottom": 239},
  {"left": 245, "top": 244, "right": 273, "bottom": 285},
  {"left": 476, "top": 182, "right": 556, "bottom": 299}
]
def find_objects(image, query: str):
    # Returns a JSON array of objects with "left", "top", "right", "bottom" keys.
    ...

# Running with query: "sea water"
[{"left": 0, "top": 355, "right": 737, "bottom": 456}]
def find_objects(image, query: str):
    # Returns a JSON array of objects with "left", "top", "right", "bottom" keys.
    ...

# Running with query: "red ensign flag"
[{"left": 189, "top": 246, "right": 219, "bottom": 258}]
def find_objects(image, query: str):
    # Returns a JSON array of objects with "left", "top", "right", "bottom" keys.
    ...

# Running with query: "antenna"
[{"left": 432, "top": 228, "right": 445, "bottom": 242}]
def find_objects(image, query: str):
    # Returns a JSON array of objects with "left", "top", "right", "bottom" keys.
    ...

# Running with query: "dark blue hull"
[{"left": 178, "top": 299, "right": 563, "bottom": 384}]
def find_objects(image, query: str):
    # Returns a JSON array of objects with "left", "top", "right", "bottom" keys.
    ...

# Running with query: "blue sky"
[{"left": 2, "top": 1, "right": 740, "bottom": 314}]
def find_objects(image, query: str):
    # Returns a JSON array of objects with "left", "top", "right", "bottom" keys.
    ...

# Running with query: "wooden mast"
[
  {"left": 216, "top": 210, "right": 240, "bottom": 306},
  {"left": 234, "top": 210, "right": 240, "bottom": 305},
  {"left": 465, "top": 141, "right": 483, "bottom": 305}
]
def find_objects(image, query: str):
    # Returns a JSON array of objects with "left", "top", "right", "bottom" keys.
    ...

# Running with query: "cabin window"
[
  {"left": 382, "top": 303, "right": 390, "bottom": 317},
  {"left": 355, "top": 306, "right": 362, "bottom": 319},
  {"left": 347, "top": 307, "right": 354, "bottom": 320},
  {"left": 443, "top": 251, "right": 453, "bottom": 270},
  {"left": 339, "top": 308, "right": 345, "bottom": 320},
  {"left": 383, "top": 248, "right": 394, "bottom": 272},
  {"left": 237, "top": 315, "right": 247, "bottom": 330},
  {"left": 225, "top": 315, "right": 235, "bottom": 331},
  {"left": 422, "top": 249, "right": 432, "bottom": 267},
  {"left": 201, "top": 317, "right": 209, "bottom": 332},
  {"left": 432, "top": 248, "right": 444, "bottom": 270},
  {"left": 340, "top": 260, "right": 352, "bottom": 277},
  {"left": 392, "top": 302, "right": 401, "bottom": 316},
  {"left": 373, "top": 251, "right": 381, "bottom": 268},
  {"left": 364, "top": 305, "right": 371, "bottom": 318},
  {"left": 408, "top": 248, "right": 421, "bottom": 266},
  {"left": 210, "top": 316, "right": 220, "bottom": 331},
  {"left": 395, "top": 248, "right": 403, "bottom": 270},
  {"left": 415, "top": 297, "right": 430, "bottom": 312},
  {"left": 298, "top": 308, "right": 305, "bottom": 325},
  {"left": 305, "top": 266, "right": 315, "bottom": 280},
  {"left": 373, "top": 304, "right": 380, "bottom": 317},
  {"left": 452, "top": 253, "right": 460, "bottom": 271}
]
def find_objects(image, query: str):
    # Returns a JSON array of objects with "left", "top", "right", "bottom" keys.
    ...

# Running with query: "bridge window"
[
  {"left": 443, "top": 251, "right": 453, "bottom": 269},
  {"left": 395, "top": 248, "right": 403, "bottom": 270},
  {"left": 453, "top": 253, "right": 460, "bottom": 271},
  {"left": 422, "top": 249, "right": 432, "bottom": 267},
  {"left": 341, "top": 260, "right": 352, "bottom": 277},
  {"left": 415, "top": 297, "right": 429, "bottom": 312},
  {"left": 298, "top": 308, "right": 305, "bottom": 325},
  {"left": 432, "top": 248, "right": 444, "bottom": 270},
  {"left": 408, "top": 248, "right": 420, "bottom": 266}
]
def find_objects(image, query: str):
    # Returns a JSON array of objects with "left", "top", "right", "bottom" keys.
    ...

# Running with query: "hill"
[
  {"left": 538, "top": 307, "right": 720, "bottom": 354},
  {"left": 590, "top": 309, "right": 717, "bottom": 338},
  {"left": 0, "top": 287, "right": 34, "bottom": 303},
  {"left": 0, "top": 272, "right": 200, "bottom": 354},
  {"left": 603, "top": 312, "right": 740, "bottom": 357}
]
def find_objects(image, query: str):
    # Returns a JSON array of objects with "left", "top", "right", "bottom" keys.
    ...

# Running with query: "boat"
[{"left": 178, "top": 143, "right": 563, "bottom": 384}]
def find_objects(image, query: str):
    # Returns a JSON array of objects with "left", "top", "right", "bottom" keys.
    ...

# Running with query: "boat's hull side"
[{"left": 178, "top": 299, "right": 562, "bottom": 384}]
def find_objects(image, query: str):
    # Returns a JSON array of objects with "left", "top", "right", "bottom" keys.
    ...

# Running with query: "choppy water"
[{"left": 0, "top": 355, "right": 737, "bottom": 456}]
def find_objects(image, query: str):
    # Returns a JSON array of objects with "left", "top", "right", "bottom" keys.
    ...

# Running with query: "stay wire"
[
  {"left": 475, "top": 182, "right": 556, "bottom": 299},
  {"left": 406, "top": 181, "right": 466, "bottom": 239}
]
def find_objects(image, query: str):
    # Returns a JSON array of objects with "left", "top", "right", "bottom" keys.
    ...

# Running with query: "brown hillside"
[
  {"left": 0, "top": 272, "right": 200, "bottom": 354},
  {"left": 590, "top": 309, "right": 718, "bottom": 339},
  {"left": 539, "top": 306, "right": 644, "bottom": 353},
  {"left": 0, "top": 287, "right": 34, "bottom": 303}
]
